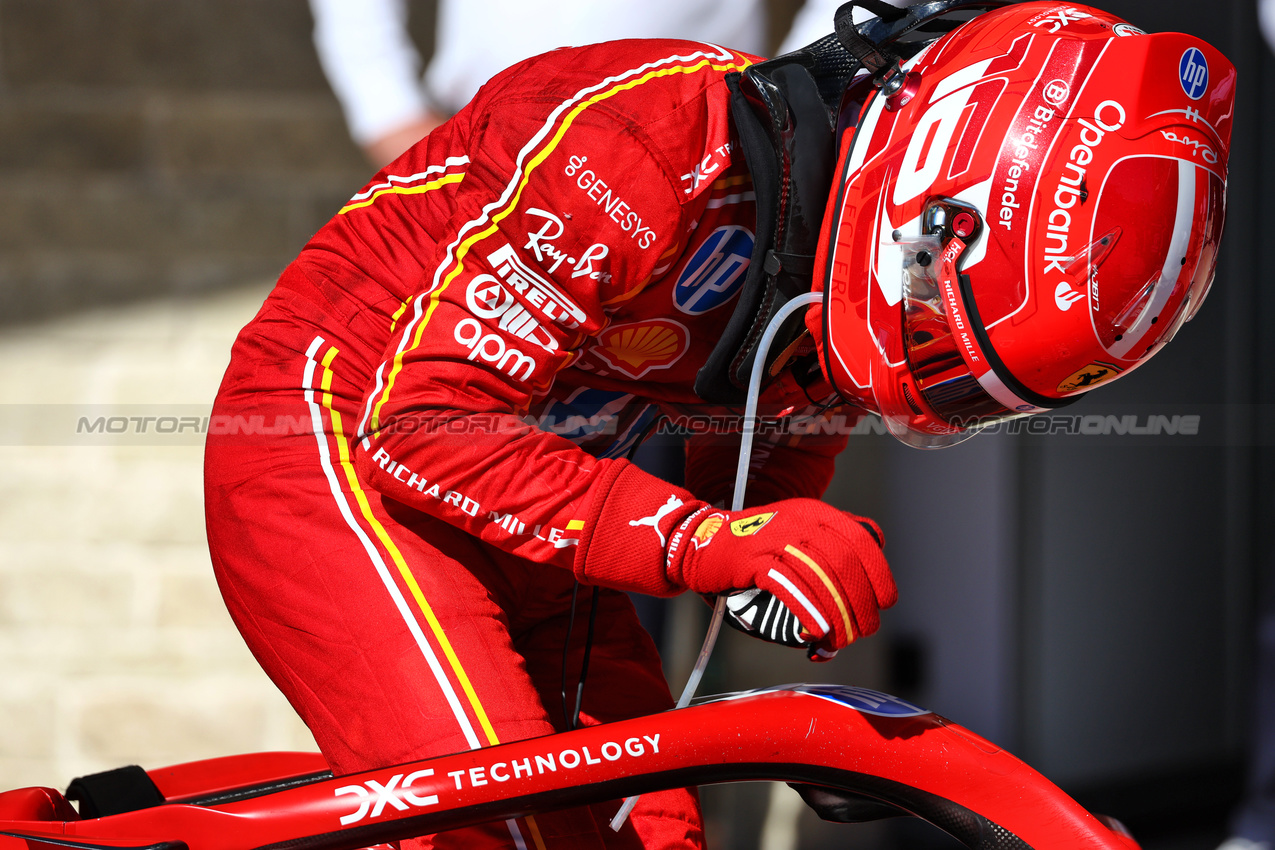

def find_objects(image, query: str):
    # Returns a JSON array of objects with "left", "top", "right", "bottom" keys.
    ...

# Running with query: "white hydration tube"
[{"left": 611, "top": 291, "right": 822, "bottom": 831}]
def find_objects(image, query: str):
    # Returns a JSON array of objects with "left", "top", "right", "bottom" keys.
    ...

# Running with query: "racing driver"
[{"left": 204, "top": 1, "right": 1234, "bottom": 847}]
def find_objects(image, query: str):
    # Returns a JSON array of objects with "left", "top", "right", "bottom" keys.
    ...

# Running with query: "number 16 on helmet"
[{"left": 811, "top": 2, "right": 1234, "bottom": 448}]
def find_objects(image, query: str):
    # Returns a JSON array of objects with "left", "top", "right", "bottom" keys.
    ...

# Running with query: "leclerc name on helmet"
[{"left": 807, "top": 0, "right": 1234, "bottom": 448}]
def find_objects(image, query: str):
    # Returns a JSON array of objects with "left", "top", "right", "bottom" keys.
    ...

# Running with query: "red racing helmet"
[{"left": 809, "top": 1, "right": 1235, "bottom": 447}]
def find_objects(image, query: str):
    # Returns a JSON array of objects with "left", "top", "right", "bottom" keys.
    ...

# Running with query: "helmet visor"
[
  {"left": 876, "top": 236, "right": 1030, "bottom": 448},
  {"left": 902, "top": 237, "right": 1015, "bottom": 423},
  {"left": 1090, "top": 158, "right": 1227, "bottom": 360}
]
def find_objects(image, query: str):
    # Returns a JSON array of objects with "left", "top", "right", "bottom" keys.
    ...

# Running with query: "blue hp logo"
[
  {"left": 673, "top": 225, "right": 753, "bottom": 315},
  {"left": 1179, "top": 47, "right": 1208, "bottom": 100}
]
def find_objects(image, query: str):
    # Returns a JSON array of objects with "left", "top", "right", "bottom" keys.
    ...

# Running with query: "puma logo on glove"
[
  {"left": 571, "top": 462, "right": 896, "bottom": 659},
  {"left": 628, "top": 495, "right": 685, "bottom": 547}
]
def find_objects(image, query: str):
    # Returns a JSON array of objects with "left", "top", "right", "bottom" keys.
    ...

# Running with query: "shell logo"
[
  {"left": 691, "top": 513, "right": 725, "bottom": 548},
  {"left": 592, "top": 319, "right": 689, "bottom": 379}
]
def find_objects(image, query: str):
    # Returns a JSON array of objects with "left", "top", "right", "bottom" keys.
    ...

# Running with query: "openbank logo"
[
  {"left": 1179, "top": 47, "right": 1208, "bottom": 100},
  {"left": 1054, "top": 282, "right": 1085, "bottom": 311}
]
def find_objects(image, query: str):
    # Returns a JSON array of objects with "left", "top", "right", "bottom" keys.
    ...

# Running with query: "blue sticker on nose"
[
  {"left": 794, "top": 684, "right": 931, "bottom": 717},
  {"left": 1179, "top": 47, "right": 1208, "bottom": 101}
]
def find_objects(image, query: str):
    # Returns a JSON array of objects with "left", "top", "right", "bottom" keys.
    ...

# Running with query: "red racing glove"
[
  {"left": 669, "top": 502, "right": 894, "bottom": 654},
  {"left": 574, "top": 461, "right": 896, "bottom": 655}
]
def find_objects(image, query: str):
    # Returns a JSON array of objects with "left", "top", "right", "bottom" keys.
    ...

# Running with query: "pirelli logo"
[{"left": 486, "top": 243, "right": 587, "bottom": 329}]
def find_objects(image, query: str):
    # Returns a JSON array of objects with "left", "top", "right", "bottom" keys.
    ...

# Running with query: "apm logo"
[
  {"left": 335, "top": 770, "right": 440, "bottom": 826},
  {"left": 1179, "top": 47, "right": 1209, "bottom": 100}
]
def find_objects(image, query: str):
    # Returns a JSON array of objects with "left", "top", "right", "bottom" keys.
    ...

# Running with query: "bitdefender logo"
[{"left": 1042, "top": 78, "right": 1071, "bottom": 108}]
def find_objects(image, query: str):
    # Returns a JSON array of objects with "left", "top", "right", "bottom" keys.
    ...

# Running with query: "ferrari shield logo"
[
  {"left": 730, "top": 512, "right": 775, "bottom": 537},
  {"left": 1057, "top": 362, "right": 1121, "bottom": 393}
]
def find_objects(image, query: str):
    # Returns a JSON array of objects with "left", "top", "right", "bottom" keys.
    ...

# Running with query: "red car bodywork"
[{"left": 0, "top": 685, "right": 1137, "bottom": 849}]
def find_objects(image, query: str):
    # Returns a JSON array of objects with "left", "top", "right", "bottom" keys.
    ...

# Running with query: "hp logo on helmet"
[{"left": 1179, "top": 47, "right": 1208, "bottom": 100}]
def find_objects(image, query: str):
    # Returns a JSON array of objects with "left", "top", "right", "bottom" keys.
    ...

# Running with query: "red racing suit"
[{"left": 205, "top": 38, "right": 850, "bottom": 850}]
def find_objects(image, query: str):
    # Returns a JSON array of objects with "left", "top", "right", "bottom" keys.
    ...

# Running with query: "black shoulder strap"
[
  {"left": 852, "top": 0, "right": 1016, "bottom": 53},
  {"left": 834, "top": 0, "right": 1015, "bottom": 88},
  {"left": 66, "top": 765, "right": 165, "bottom": 818},
  {"left": 693, "top": 58, "right": 836, "bottom": 404},
  {"left": 834, "top": 0, "right": 904, "bottom": 76},
  {"left": 692, "top": 0, "right": 1015, "bottom": 404}
]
